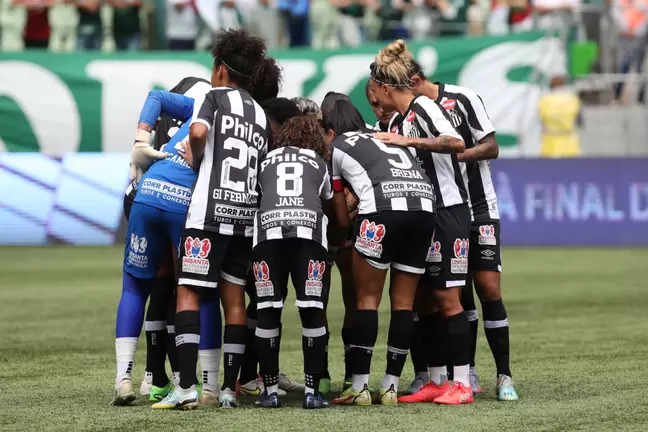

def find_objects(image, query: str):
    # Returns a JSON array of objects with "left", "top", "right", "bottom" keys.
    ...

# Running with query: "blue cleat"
[
  {"left": 497, "top": 374, "right": 519, "bottom": 401},
  {"left": 256, "top": 391, "right": 281, "bottom": 408},
  {"left": 303, "top": 392, "right": 329, "bottom": 409}
]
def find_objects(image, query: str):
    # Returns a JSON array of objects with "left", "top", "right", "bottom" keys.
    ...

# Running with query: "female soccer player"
[
  {"left": 325, "top": 100, "right": 437, "bottom": 406},
  {"left": 252, "top": 115, "right": 339, "bottom": 409},
  {"left": 369, "top": 39, "right": 474, "bottom": 405}
]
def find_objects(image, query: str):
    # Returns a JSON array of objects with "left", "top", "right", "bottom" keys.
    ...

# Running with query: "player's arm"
[
  {"left": 137, "top": 90, "right": 195, "bottom": 132},
  {"left": 456, "top": 89, "right": 498, "bottom": 162},
  {"left": 320, "top": 166, "right": 345, "bottom": 249},
  {"left": 375, "top": 101, "right": 464, "bottom": 153},
  {"left": 189, "top": 91, "right": 219, "bottom": 169},
  {"left": 330, "top": 148, "right": 350, "bottom": 231}
]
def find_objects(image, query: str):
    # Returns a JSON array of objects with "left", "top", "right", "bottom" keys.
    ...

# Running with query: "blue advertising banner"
[
  {"left": 491, "top": 159, "right": 648, "bottom": 245},
  {"left": 0, "top": 155, "right": 646, "bottom": 246}
]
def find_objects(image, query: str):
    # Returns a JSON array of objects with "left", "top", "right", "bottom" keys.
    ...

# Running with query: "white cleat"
[
  {"left": 219, "top": 388, "right": 238, "bottom": 408},
  {"left": 469, "top": 367, "right": 483, "bottom": 395},
  {"left": 140, "top": 371, "right": 153, "bottom": 397},
  {"left": 278, "top": 372, "right": 305, "bottom": 393},
  {"left": 112, "top": 379, "right": 136, "bottom": 406},
  {"left": 198, "top": 387, "right": 220, "bottom": 406}
]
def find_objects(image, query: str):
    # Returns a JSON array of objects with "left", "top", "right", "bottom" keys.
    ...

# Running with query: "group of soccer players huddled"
[{"left": 113, "top": 28, "right": 518, "bottom": 411}]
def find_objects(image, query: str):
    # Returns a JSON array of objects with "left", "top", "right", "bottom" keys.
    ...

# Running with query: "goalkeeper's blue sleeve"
[{"left": 138, "top": 90, "right": 194, "bottom": 128}]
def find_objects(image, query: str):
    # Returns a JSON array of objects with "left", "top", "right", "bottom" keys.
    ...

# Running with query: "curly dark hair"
[
  {"left": 248, "top": 57, "right": 283, "bottom": 102},
  {"left": 273, "top": 116, "right": 329, "bottom": 161},
  {"left": 211, "top": 29, "right": 267, "bottom": 90}
]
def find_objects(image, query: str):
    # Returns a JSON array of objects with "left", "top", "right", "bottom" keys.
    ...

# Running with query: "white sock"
[
  {"left": 172, "top": 371, "right": 180, "bottom": 386},
  {"left": 199, "top": 348, "right": 221, "bottom": 393},
  {"left": 429, "top": 366, "right": 448, "bottom": 386},
  {"left": 352, "top": 374, "right": 370, "bottom": 391},
  {"left": 453, "top": 364, "right": 470, "bottom": 387},
  {"left": 266, "top": 384, "right": 279, "bottom": 395},
  {"left": 305, "top": 386, "right": 315, "bottom": 395},
  {"left": 115, "top": 337, "right": 138, "bottom": 386},
  {"left": 381, "top": 374, "right": 399, "bottom": 390},
  {"left": 143, "top": 371, "right": 153, "bottom": 384},
  {"left": 415, "top": 371, "right": 430, "bottom": 381},
  {"left": 177, "top": 384, "right": 196, "bottom": 395}
]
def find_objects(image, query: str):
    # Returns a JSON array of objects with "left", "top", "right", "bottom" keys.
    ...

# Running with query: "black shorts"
[
  {"left": 353, "top": 210, "right": 436, "bottom": 274},
  {"left": 468, "top": 219, "right": 502, "bottom": 272},
  {"left": 177, "top": 228, "right": 252, "bottom": 292},
  {"left": 252, "top": 238, "right": 328, "bottom": 310},
  {"left": 420, "top": 204, "right": 472, "bottom": 289}
]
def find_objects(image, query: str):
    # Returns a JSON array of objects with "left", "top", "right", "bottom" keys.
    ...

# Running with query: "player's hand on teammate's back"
[
  {"left": 129, "top": 130, "right": 169, "bottom": 181},
  {"left": 374, "top": 132, "right": 410, "bottom": 146},
  {"left": 178, "top": 140, "right": 193, "bottom": 168}
]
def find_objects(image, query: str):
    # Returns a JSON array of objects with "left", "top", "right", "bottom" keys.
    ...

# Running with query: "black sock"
[
  {"left": 482, "top": 299, "right": 511, "bottom": 377},
  {"left": 385, "top": 310, "right": 413, "bottom": 380},
  {"left": 341, "top": 327, "right": 353, "bottom": 380},
  {"left": 256, "top": 308, "right": 281, "bottom": 393},
  {"left": 166, "top": 291, "right": 178, "bottom": 377},
  {"left": 461, "top": 278, "right": 478, "bottom": 368},
  {"left": 145, "top": 285, "right": 168, "bottom": 387},
  {"left": 352, "top": 310, "right": 378, "bottom": 379},
  {"left": 222, "top": 324, "right": 248, "bottom": 391},
  {"left": 447, "top": 312, "right": 471, "bottom": 373},
  {"left": 239, "top": 302, "right": 259, "bottom": 384},
  {"left": 422, "top": 313, "right": 447, "bottom": 378},
  {"left": 300, "top": 308, "right": 327, "bottom": 393},
  {"left": 410, "top": 313, "right": 427, "bottom": 375},
  {"left": 175, "top": 310, "right": 200, "bottom": 389},
  {"left": 322, "top": 329, "right": 331, "bottom": 380}
]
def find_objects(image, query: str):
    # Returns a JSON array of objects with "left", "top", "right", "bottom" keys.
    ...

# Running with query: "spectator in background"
[
  {"left": 467, "top": 0, "right": 488, "bottom": 36},
  {"left": 278, "top": 0, "right": 310, "bottom": 46},
  {"left": 532, "top": 0, "right": 578, "bottom": 33},
  {"left": 21, "top": 0, "right": 53, "bottom": 48},
  {"left": 1, "top": 0, "right": 27, "bottom": 50},
  {"left": 310, "top": 0, "right": 340, "bottom": 48},
  {"left": 77, "top": 0, "right": 103, "bottom": 50},
  {"left": 107, "top": 0, "right": 143, "bottom": 50},
  {"left": 166, "top": 0, "right": 197, "bottom": 50},
  {"left": 385, "top": 0, "right": 418, "bottom": 40},
  {"left": 336, "top": 0, "right": 364, "bottom": 46},
  {"left": 49, "top": 0, "right": 77, "bottom": 52},
  {"left": 246, "top": 0, "right": 283, "bottom": 49},
  {"left": 611, "top": 0, "right": 648, "bottom": 104},
  {"left": 538, "top": 75, "right": 582, "bottom": 157},
  {"left": 436, "top": 0, "right": 469, "bottom": 36}
]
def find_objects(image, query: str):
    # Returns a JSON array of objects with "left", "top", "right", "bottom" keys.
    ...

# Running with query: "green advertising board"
[{"left": 0, "top": 32, "right": 563, "bottom": 155}]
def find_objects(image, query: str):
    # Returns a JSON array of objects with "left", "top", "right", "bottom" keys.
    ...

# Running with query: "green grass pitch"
[{"left": 1, "top": 246, "right": 647, "bottom": 431}]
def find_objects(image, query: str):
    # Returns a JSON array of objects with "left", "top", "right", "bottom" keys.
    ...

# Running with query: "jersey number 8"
[{"left": 277, "top": 162, "right": 303, "bottom": 197}]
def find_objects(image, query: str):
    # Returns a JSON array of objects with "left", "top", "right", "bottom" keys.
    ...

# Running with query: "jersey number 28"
[{"left": 221, "top": 137, "right": 259, "bottom": 195}]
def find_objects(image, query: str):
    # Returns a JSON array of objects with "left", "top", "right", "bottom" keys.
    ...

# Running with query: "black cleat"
[
  {"left": 256, "top": 392, "right": 281, "bottom": 408},
  {"left": 303, "top": 392, "right": 329, "bottom": 409}
]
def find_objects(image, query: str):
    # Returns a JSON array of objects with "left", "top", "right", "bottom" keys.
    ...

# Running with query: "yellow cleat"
[
  {"left": 332, "top": 384, "right": 372, "bottom": 406},
  {"left": 378, "top": 385, "right": 398, "bottom": 406}
]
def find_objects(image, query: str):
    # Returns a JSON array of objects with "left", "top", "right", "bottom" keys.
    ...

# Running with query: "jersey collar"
[{"left": 434, "top": 82, "right": 445, "bottom": 103}]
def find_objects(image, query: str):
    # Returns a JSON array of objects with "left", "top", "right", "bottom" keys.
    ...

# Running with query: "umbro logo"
[
  {"left": 244, "top": 99, "right": 253, "bottom": 106},
  {"left": 481, "top": 249, "right": 496, "bottom": 257}
]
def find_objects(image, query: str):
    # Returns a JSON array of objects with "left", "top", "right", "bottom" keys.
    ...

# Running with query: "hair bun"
[{"left": 380, "top": 40, "right": 410, "bottom": 64}]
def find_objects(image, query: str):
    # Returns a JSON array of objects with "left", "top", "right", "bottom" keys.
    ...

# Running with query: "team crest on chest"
[
  {"left": 355, "top": 219, "right": 386, "bottom": 258},
  {"left": 182, "top": 237, "right": 211, "bottom": 275},
  {"left": 441, "top": 98, "right": 462, "bottom": 128},
  {"left": 305, "top": 260, "right": 326, "bottom": 297}
]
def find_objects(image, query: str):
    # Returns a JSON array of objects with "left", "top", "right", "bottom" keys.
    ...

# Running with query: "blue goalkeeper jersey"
[{"left": 134, "top": 80, "right": 211, "bottom": 214}]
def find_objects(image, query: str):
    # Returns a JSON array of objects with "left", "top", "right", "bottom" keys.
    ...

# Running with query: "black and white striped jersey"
[
  {"left": 187, "top": 87, "right": 269, "bottom": 237},
  {"left": 389, "top": 95, "right": 468, "bottom": 210},
  {"left": 435, "top": 83, "right": 499, "bottom": 220},
  {"left": 254, "top": 146, "right": 333, "bottom": 249},
  {"left": 331, "top": 131, "right": 435, "bottom": 215}
]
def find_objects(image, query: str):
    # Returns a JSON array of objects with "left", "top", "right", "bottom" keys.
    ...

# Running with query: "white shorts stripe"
[
  {"left": 349, "top": 345, "right": 374, "bottom": 351},
  {"left": 257, "top": 300, "right": 284, "bottom": 309},
  {"left": 144, "top": 320, "right": 166, "bottom": 331},
  {"left": 392, "top": 262, "right": 425, "bottom": 274},
  {"left": 446, "top": 280, "right": 466, "bottom": 288},
  {"left": 178, "top": 278, "right": 218, "bottom": 288},
  {"left": 484, "top": 319, "right": 509, "bottom": 329},
  {"left": 387, "top": 345, "right": 409, "bottom": 355},
  {"left": 366, "top": 258, "right": 390, "bottom": 270},
  {"left": 220, "top": 271, "right": 246, "bottom": 286},
  {"left": 295, "top": 300, "right": 324, "bottom": 309}
]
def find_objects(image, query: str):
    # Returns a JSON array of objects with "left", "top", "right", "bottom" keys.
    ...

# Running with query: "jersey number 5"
[
  {"left": 345, "top": 133, "right": 412, "bottom": 170},
  {"left": 221, "top": 137, "right": 259, "bottom": 195}
]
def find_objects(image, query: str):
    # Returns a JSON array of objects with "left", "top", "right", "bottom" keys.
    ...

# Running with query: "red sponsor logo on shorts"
[
  {"left": 360, "top": 219, "right": 386, "bottom": 243},
  {"left": 182, "top": 237, "right": 211, "bottom": 275},
  {"left": 451, "top": 238, "right": 469, "bottom": 274},
  {"left": 253, "top": 261, "right": 274, "bottom": 297},
  {"left": 306, "top": 260, "right": 326, "bottom": 297}
]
